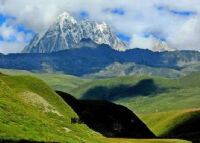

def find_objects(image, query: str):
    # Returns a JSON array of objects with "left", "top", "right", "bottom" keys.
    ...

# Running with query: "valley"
[
  {"left": 0, "top": 71, "right": 193, "bottom": 143},
  {"left": 1, "top": 69, "right": 200, "bottom": 142}
]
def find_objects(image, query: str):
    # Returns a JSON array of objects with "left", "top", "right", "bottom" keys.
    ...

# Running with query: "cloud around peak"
[{"left": 0, "top": 0, "right": 200, "bottom": 53}]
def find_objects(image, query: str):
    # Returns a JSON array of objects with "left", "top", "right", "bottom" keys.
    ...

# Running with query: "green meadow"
[{"left": 1, "top": 69, "right": 199, "bottom": 142}]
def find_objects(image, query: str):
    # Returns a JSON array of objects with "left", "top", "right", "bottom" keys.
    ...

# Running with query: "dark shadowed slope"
[
  {"left": 56, "top": 91, "right": 155, "bottom": 138},
  {"left": 140, "top": 109, "right": 200, "bottom": 143},
  {"left": 81, "top": 79, "right": 167, "bottom": 100},
  {"left": 162, "top": 109, "right": 200, "bottom": 143}
]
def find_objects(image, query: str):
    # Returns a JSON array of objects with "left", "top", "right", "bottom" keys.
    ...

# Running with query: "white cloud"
[
  {"left": 0, "top": 20, "right": 32, "bottom": 53},
  {"left": 0, "top": 23, "right": 29, "bottom": 43},
  {"left": 0, "top": 23, "right": 15, "bottom": 40},
  {"left": 130, "top": 35, "right": 155, "bottom": 50},
  {"left": 0, "top": 0, "right": 200, "bottom": 52},
  {"left": 167, "top": 16, "right": 200, "bottom": 50},
  {"left": 0, "top": 41, "right": 25, "bottom": 54}
]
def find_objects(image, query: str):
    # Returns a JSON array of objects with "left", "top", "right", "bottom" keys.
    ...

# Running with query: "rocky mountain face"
[
  {"left": 85, "top": 62, "right": 183, "bottom": 78},
  {"left": 22, "top": 12, "right": 126, "bottom": 53}
]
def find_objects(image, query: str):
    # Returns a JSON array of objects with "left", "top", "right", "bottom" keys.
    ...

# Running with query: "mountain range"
[
  {"left": 1, "top": 43, "right": 200, "bottom": 76},
  {"left": 22, "top": 12, "right": 177, "bottom": 53}
]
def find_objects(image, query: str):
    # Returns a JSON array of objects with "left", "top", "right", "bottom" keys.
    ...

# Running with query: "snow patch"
[{"left": 58, "top": 12, "right": 77, "bottom": 24}]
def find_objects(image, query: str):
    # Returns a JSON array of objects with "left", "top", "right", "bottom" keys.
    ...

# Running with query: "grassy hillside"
[
  {"left": 1, "top": 68, "right": 200, "bottom": 114},
  {"left": 35, "top": 73, "right": 90, "bottom": 94},
  {"left": 104, "top": 138, "right": 190, "bottom": 143},
  {"left": 0, "top": 75, "right": 102, "bottom": 142},
  {"left": 0, "top": 72, "right": 190, "bottom": 143},
  {"left": 0, "top": 73, "right": 102, "bottom": 142},
  {"left": 140, "top": 109, "right": 200, "bottom": 136},
  {"left": 72, "top": 73, "right": 200, "bottom": 113},
  {"left": 140, "top": 109, "right": 200, "bottom": 143},
  {"left": 0, "top": 69, "right": 90, "bottom": 94},
  {"left": 70, "top": 73, "right": 200, "bottom": 142}
]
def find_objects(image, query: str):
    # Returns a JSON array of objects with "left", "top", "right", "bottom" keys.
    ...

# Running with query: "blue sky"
[
  {"left": 107, "top": 8, "right": 125, "bottom": 15},
  {"left": 0, "top": 14, "right": 6, "bottom": 25},
  {"left": 0, "top": 0, "right": 200, "bottom": 53},
  {"left": 156, "top": 5, "right": 197, "bottom": 17}
]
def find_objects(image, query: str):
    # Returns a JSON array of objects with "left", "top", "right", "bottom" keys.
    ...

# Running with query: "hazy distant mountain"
[
  {"left": 85, "top": 62, "right": 183, "bottom": 78},
  {"left": 22, "top": 12, "right": 126, "bottom": 53},
  {"left": 152, "top": 39, "right": 176, "bottom": 52}
]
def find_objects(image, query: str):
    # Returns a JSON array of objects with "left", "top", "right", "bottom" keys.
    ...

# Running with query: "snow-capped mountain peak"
[
  {"left": 22, "top": 12, "right": 126, "bottom": 53},
  {"left": 57, "top": 12, "right": 77, "bottom": 24},
  {"left": 96, "top": 22, "right": 108, "bottom": 32}
]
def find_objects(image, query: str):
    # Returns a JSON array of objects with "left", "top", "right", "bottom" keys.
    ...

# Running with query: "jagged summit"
[
  {"left": 57, "top": 12, "right": 77, "bottom": 24},
  {"left": 22, "top": 12, "right": 126, "bottom": 53},
  {"left": 58, "top": 12, "right": 73, "bottom": 19}
]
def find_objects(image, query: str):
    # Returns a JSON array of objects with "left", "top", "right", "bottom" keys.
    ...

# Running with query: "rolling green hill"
[
  {"left": 0, "top": 73, "right": 103, "bottom": 143},
  {"left": 0, "top": 69, "right": 90, "bottom": 94},
  {"left": 71, "top": 73, "right": 200, "bottom": 113},
  {"left": 69, "top": 72, "right": 200, "bottom": 142},
  {"left": 140, "top": 109, "right": 200, "bottom": 143},
  {"left": 140, "top": 109, "right": 200, "bottom": 136},
  {"left": 1, "top": 69, "right": 200, "bottom": 114},
  {"left": 0, "top": 72, "right": 189, "bottom": 143}
]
